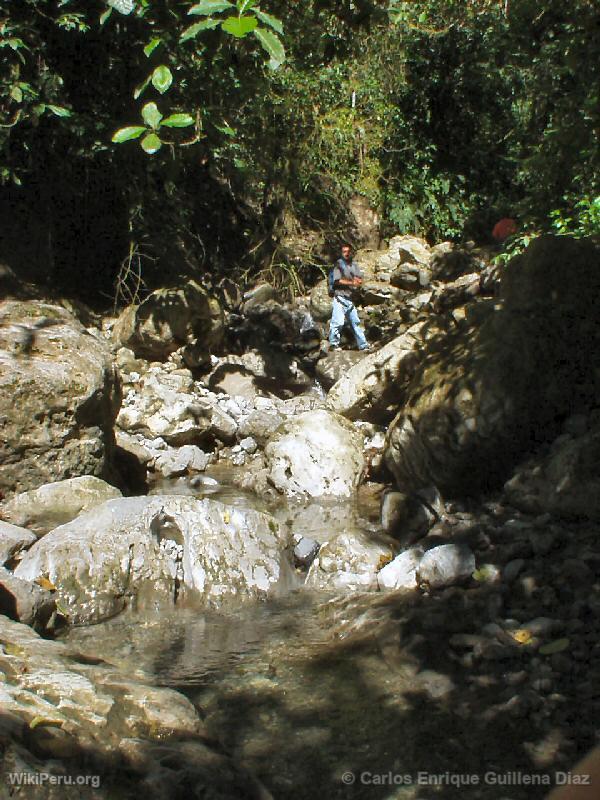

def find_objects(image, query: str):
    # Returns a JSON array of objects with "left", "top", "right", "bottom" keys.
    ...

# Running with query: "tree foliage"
[{"left": 0, "top": 0, "right": 597, "bottom": 302}]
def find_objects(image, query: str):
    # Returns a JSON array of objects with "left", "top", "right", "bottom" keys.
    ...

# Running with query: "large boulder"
[
  {"left": 385, "top": 237, "right": 600, "bottom": 496},
  {"left": 326, "top": 321, "right": 429, "bottom": 422},
  {"left": 0, "top": 301, "right": 120, "bottom": 496},
  {"left": 265, "top": 409, "right": 365, "bottom": 497},
  {"left": 1, "top": 476, "right": 122, "bottom": 537},
  {"left": 15, "top": 495, "right": 291, "bottom": 624},
  {"left": 113, "top": 280, "right": 223, "bottom": 361}
]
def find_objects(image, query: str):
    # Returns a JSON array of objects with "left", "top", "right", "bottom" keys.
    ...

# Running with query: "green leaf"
[
  {"left": 180, "top": 18, "right": 220, "bottom": 41},
  {"left": 112, "top": 126, "right": 146, "bottom": 143},
  {"left": 143, "top": 37, "right": 162, "bottom": 57},
  {"left": 151, "top": 65, "right": 173, "bottom": 95},
  {"left": 253, "top": 8, "right": 283, "bottom": 34},
  {"left": 10, "top": 86, "right": 23, "bottom": 102},
  {"left": 47, "top": 105, "right": 72, "bottom": 118},
  {"left": 237, "top": 0, "right": 256, "bottom": 12},
  {"left": 140, "top": 133, "right": 162, "bottom": 154},
  {"left": 221, "top": 15, "right": 257, "bottom": 37},
  {"left": 161, "top": 113, "right": 195, "bottom": 127},
  {"left": 253, "top": 27, "right": 285, "bottom": 66},
  {"left": 134, "top": 75, "right": 151, "bottom": 100},
  {"left": 188, "top": 0, "right": 234, "bottom": 15},
  {"left": 142, "top": 102, "right": 163, "bottom": 129},
  {"left": 214, "top": 123, "right": 236, "bottom": 136},
  {"left": 100, "top": 7, "right": 113, "bottom": 25}
]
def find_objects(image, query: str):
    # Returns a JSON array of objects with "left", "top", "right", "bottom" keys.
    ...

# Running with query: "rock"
[
  {"left": 385, "top": 237, "right": 600, "bottom": 496},
  {"left": 238, "top": 408, "right": 284, "bottom": 446},
  {"left": 417, "top": 544, "right": 476, "bottom": 589},
  {"left": 315, "top": 350, "right": 367, "bottom": 392},
  {"left": 242, "top": 283, "right": 277, "bottom": 313},
  {"left": 0, "top": 567, "right": 56, "bottom": 632},
  {"left": 0, "top": 301, "right": 120, "bottom": 496},
  {"left": 112, "top": 280, "right": 223, "bottom": 361},
  {"left": 0, "top": 521, "right": 36, "bottom": 566},
  {"left": 380, "top": 491, "right": 437, "bottom": 544},
  {"left": 306, "top": 531, "right": 394, "bottom": 590},
  {"left": 503, "top": 558, "right": 526, "bottom": 582},
  {"left": 1, "top": 476, "right": 122, "bottom": 537},
  {"left": 504, "top": 420, "right": 600, "bottom": 521},
  {"left": 208, "top": 350, "right": 309, "bottom": 399},
  {"left": 310, "top": 279, "right": 333, "bottom": 322},
  {"left": 117, "top": 369, "right": 237, "bottom": 446},
  {"left": 265, "top": 409, "right": 365, "bottom": 498},
  {"left": 326, "top": 321, "right": 428, "bottom": 422},
  {"left": 239, "top": 436, "right": 257, "bottom": 454},
  {"left": 293, "top": 536, "right": 320, "bottom": 568},
  {"left": 376, "top": 235, "right": 432, "bottom": 273},
  {"left": 390, "top": 263, "right": 432, "bottom": 291},
  {"left": 15, "top": 495, "right": 291, "bottom": 624},
  {"left": 153, "top": 445, "right": 210, "bottom": 478},
  {"left": 0, "top": 615, "right": 260, "bottom": 798},
  {"left": 377, "top": 547, "right": 422, "bottom": 592}
]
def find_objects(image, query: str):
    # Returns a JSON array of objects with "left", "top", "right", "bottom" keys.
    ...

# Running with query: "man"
[{"left": 328, "top": 243, "right": 370, "bottom": 351}]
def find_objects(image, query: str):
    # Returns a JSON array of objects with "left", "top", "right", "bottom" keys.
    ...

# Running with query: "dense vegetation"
[{"left": 0, "top": 0, "right": 598, "bottom": 302}]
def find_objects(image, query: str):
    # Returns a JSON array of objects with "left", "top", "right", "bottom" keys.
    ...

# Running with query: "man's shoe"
[{"left": 359, "top": 345, "right": 373, "bottom": 352}]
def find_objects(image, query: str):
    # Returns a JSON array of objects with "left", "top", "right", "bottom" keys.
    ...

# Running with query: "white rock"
[
  {"left": 378, "top": 547, "right": 422, "bottom": 591},
  {"left": 265, "top": 409, "right": 365, "bottom": 498},
  {"left": 1, "top": 476, "right": 122, "bottom": 537},
  {"left": 418, "top": 544, "right": 476, "bottom": 589}
]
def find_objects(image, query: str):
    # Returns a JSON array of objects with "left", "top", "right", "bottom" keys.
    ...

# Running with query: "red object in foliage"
[{"left": 492, "top": 217, "right": 518, "bottom": 242}]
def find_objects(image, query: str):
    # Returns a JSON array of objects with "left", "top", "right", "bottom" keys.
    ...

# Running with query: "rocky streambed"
[{"left": 1, "top": 234, "right": 600, "bottom": 798}]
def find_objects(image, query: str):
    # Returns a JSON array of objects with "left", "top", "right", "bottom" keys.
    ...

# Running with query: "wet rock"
[
  {"left": 377, "top": 546, "right": 422, "bottom": 592},
  {"left": 0, "top": 616, "right": 259, "bottom": 799},
  {"left": 417, "top": 544, "right": 476, "bottom": 589},
  {"left": 265, "top": 409, "right": 365, "bottom": 498},
  {"left": 293, "top": 536, "right": 320, "bottom": 568},
  {"left": 380, "top": 490, "right": 438, "bottom": 544},
  {"left": 0, "top": 567, "right": 56, "bottom": 632},
  {"left": 1, "top": 476, "right": 122, "bottom": 537},
  {"left": 15, "top": 495, "right": 290, "bottom": 623},
  {"left": 0, "top": 301, "right": 120, "bottom": 496},
  {"left": 113, "top": 280, "right": 223, "bottom": 361},
  {"left": 306, "top": 531, "right": 394, "bottom": 591},
  {"left": 0, "top": 521, "right": 36, "bottom": 566}
]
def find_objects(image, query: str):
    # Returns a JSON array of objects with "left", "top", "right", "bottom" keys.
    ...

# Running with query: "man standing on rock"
[{"left": 328, "top": 243, "right": 370, "bottom": 352}]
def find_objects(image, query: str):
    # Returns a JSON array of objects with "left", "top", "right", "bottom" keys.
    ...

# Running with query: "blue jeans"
[{"left": 329, "top": 295, "right": 368, "bottom": 349}]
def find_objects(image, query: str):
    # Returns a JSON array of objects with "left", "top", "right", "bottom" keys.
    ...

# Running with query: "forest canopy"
[{"left": 0, "top": 0, "right": 598, "bottom": 301}]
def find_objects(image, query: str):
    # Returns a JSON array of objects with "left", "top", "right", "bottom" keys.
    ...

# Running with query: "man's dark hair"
[{"left": 341, "top": 242, "right": 353, "bottom": 251}]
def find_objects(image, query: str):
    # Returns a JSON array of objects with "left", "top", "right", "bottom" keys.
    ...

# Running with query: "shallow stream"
[{"left": 61, "top": 477, "right": 562, "bottom": 800}]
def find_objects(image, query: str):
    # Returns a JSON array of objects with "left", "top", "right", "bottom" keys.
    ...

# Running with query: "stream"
[{"left": 59, "top": 476, "right": 565, "bottom": 800}]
